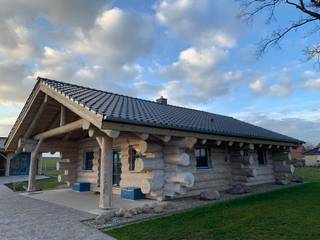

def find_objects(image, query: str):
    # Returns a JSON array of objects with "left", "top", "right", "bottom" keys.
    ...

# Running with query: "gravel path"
[{"left": 0, "top": 185, "right": 114, "bottom": 240}]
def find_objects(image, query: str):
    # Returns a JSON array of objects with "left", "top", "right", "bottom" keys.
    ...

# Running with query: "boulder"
[
  {"left": 124, "top": 211, "right": 133, "bottom": 218},
  {"left": 136, "top": 207, "right": 143, "bottom": 214},
  {"left": 199, "top": 190, "right": 221, "bottom": 201},
  {"left": 291, "top": 175, "right": 304, "bottom": 183},
  {"left": 95, "top": 211, "right": 115, "bottom": 224},
  {"left": 227, "top": 183, "right": 250, "bottom": 195},
  {"left": 153, "top": 206, "right": 164, "bottom": 214},
  {"left": 129, "top": 208, "right": 138, "bottom": 216},
  {"left": 115, "top": 208, "right": 125, "bottom": 217},
  {"left": 275, "top": 178, "right": 289, "bottom": 185},
  {"left": 142, "top": 204, "right": 153, "bottom": 214}
]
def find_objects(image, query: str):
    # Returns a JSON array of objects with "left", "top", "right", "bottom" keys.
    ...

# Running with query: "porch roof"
[{"left": 40, "top": 78, "right": 302, "bottom": 144}]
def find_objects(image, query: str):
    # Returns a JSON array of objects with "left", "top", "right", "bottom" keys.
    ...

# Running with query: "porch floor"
[{"left": 21, "top": 188, "right": 156, "bottom": 215}]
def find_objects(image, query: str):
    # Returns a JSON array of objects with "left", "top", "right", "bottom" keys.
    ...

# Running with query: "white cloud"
[
  {"left": 155, "top": 0, "right": 240, "bottom": 47},
  {"left": 235, "top": 112, "right": 320, "bottom": 144},
  {"left": 249, "top": 71, "right": 292, "bottom": 97},
  {"left": 305, "top": 79, "right": 320, "bottom": 89},
  {"left": 157, "top": 46, "right": 242, "bottom": 105},
  {"left": 71, "top": 8, "right": 154, "bottom": 68}
]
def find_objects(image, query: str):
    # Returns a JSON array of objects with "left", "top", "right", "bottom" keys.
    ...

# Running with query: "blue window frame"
[{"left": 84, "top": 152, "right": 94, "bottom": 170}]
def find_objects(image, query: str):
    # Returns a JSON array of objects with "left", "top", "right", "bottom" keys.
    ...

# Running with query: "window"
[
  {"left": 257, "top": 149, "right": 267, "bottom": 165},
  {"left": 129, "top": 147, "right": 137, "bottom": 171},
  {"left": 84, "top": 151, "right": 94, "bottom": 170},
  {"left": 113, "top": 150, "right": 122, "bottom": 186},
  {"left": 195, "top": 147, "right": 209, "bottom": 168}
]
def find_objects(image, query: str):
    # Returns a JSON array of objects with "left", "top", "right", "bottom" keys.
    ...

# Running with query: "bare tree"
[{"left": 238, "top": 0, "right": 320, "bottom": 62}]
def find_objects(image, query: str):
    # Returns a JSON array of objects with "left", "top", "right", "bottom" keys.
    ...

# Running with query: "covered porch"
[{"left": 21, "top": 188, "right": 155, "bottom": 215}]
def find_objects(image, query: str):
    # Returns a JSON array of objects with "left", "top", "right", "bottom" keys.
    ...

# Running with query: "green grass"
[
  {"left": 7, "top": 157, "right": 63, "bottom": 192},
  {"left": 105, "top": 167, "right": 320, "bottom": 240},
  {"left": 294, "top": 167, "right": 320, "bottom": 182}
]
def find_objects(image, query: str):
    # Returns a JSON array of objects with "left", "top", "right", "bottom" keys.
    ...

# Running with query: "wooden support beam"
[
  {"left": 60, "top": 105, "right": 66, "bottom": 127},
  {"left": 27, "top": 139, "right": 43, "bottom": 192},
  {"left": 34, "top": 119, "right": 90, "bottom": 140},
  {"left": 201, "top": 139, "right": 207, "bottom": 145},
  {"left": 24, "top": 94, "right": 48, "bottom": 139},
  {"left": 101, "top": 129, "right": 120, "bottom": 139},
  {"left": 99, "top": 135, "right": 113, "bottom": 209},
  {"left": 89, "top": 127, "right": 120, "bottom": 139},
  {"left": 96, "top": 137, "right": 102, "bottom": 149},
  {"left": 135, "top": 133, "right": 149, "bottom": 140},
  {"left": 154, "top": 135, "right": 171, "bottom": 143},
  {"left": 62, "top": 132, "right": 72, "bottom": 141}
]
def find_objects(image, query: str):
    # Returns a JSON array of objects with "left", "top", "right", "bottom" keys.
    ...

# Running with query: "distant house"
[
  {"left": 4, "top": 77, "right": 303, "bottom": 209},
  {"left": 291, "top": 145, "right": 306, "bottom": 160},
  {"left": 0, "top": 137, "right": 31, "bottom": 176},
  {"left": 303, "top": 147, "right": 320, "bottom": 167}
]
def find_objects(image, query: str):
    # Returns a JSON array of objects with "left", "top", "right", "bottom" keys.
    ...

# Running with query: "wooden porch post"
[
  {"left": 27, "top": 139, "right": 43, "bottom": 192},
  {"left": 5, "top": 155, "right": 11, "bottom": 176},
  {"left": 99, "top": 135, "right": 113, "bottom": 209}
]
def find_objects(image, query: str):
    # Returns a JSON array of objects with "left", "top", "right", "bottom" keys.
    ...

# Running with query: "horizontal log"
[
  {"left": 34, "top": 119, "right": 90, "bottom": 140},
  {"left": 274, "top": 164, "right": 295, "bottom": 174},
  {"left": 165, "top": 152, "right": 190, "bottom": 166},
  {"left": 164, "top": 183, "right": 187, "bottom": 196},
  {"left": 169, "top": 137, "right": 197, "bottom": 149},
  {"left": 121, "top": 170, "right": 164, "bottom": 180},
  {"left": 232, "top": 168, "right": 257, "bottom": 177},
  {"left": 58, "top": 175, "right": 74, "bottom": 182},
  {"left": 141, "top": 178, "right": 164, "bottom": 194},
  {"left": 135, "top": 157, "right": 164, "bottom": 172},
  {"left": 166, "top": 172, "right": 195, "bottom": 188}
]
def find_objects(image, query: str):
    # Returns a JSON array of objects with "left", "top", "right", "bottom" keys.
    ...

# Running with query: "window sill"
[{"left": 196, "top": 167, "right": 211, "bottom": 171}]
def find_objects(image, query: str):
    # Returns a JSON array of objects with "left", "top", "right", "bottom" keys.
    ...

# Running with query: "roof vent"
[{"left": 156, "top": 96, "right": 167, "bottom": 105}]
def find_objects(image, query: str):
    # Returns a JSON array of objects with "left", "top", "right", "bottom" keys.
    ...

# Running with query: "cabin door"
[{"left": 112, "top": 150, "right": 122, "bottom": 187}]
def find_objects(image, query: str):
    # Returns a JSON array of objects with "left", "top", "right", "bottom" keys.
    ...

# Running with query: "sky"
[{"left": 0, "top": 0, "right": 319, "bottom": 144}]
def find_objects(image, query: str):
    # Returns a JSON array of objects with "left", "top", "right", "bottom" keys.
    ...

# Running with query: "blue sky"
[{"left": 0, "top": 0, "right": 319, "bottom": 144}]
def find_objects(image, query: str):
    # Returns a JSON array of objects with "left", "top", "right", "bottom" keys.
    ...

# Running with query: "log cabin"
[
  {"left": 4, "top": 77, "right": 303, "bottom": 209},
  {"left": 0, "top": 137, "right": 32, "bottom": 176}
]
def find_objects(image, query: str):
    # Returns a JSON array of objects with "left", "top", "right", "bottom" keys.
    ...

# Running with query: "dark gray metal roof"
[
  {"left": 41, "top": 78, "right": 302, "bottom": 144},
  {"left": 0, "top": 137, "right": 6, "bottom": 151},
  {"left": 303, "top": 147, "right": 320, "bottom": 156}
]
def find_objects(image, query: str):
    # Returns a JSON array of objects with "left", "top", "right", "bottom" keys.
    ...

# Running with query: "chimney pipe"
[{"left": 156, "top": 96, "right": 167, "bottom": 105}]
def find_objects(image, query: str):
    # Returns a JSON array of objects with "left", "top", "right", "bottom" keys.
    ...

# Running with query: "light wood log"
[
  {"left": 58, "top": 174, "right": 74, "bottom": 182},
  {"left": 169, "top": 137, "right": 197, "bottom": 149},
  {"left": 101, "top": 129, "right": 120, "bottom": 139},
  {"left": 56, "top": 161, "right": 76, "bottom": 171},
  {"left": 165, "top": 152, "right": 190, "bottom": 166},
  {"left": 121, "top": 170, "right": 164, "bottom": 180},
  {"left": 77, "top": 176, "right": 98, "bottom": 184},
  {"left": 166, "top": 172, "right": 195, "bottom": 187},
  {"left": 154, "top": 135, "right": 171, "bottom": 143},
  {"left": 27, "top": 139, "right": 43, "bottom": 192},
  {"left": 164, "top": 183, "right": 187, "bottom": 196},
  {"left": 34, "top": 119, "right": 90, "bottom": 140},
  {"left": 60, "top": 105, "right": 66, "bottom": 126},
  {"left": 141, "top": 178, "right": 164, "bottom": 194},
  {"left": 134, "top": 158, "right": 164, "bottom": 172},
  {"left": 274, "top": 164, "right": 295, "bottom": 174},
  {"left": 135, "top": 133, "right": 149, "bottom": 140},
  {"left": 216, "top": 140, "right": 222, "bottom": 146},
  {"left": 139, "top": 142, "right": 162, "bottom": 154},
  {"left": 99, "top": 136, "right": 113, "bottom": 209},
  {"left": 232, "top": 168, "right": 257, "bottom": 177}
]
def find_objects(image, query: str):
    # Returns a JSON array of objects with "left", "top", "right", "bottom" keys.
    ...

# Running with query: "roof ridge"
[{"left": 38, "top": 77, "right": 231, "bottom": 119}]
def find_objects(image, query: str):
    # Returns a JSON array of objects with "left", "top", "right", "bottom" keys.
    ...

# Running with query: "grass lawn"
[
  {"left": 7, "top": 157, "right": 63, "bottom": 191},
  {"left": 105, "top": 167, "right": 320, "bottom": 240}
]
